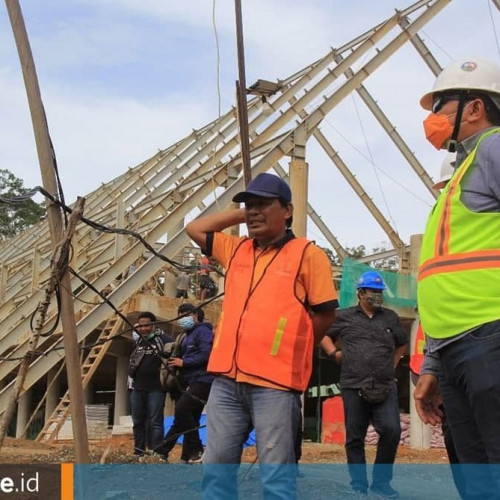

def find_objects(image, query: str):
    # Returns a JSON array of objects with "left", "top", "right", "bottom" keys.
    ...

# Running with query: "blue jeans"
[
  {"left": 440, "top": 320, "right": 500, "bottom": 499},
  {"left": 130, "top": 389, "right": 165, "bottom": 454},
  {"left": 202, "top": 376, "right": 300, "bottom": 500},
  {"left": 342, "top": 384, "right": 401, "bottom": 493}
]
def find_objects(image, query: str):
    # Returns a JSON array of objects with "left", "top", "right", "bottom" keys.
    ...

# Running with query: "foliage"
[
  {"left": 320, "top": 243, "right": 399, "bottom": 271},
  {"left": 0, "top": 169, "right": 45, "bottom": 239}
]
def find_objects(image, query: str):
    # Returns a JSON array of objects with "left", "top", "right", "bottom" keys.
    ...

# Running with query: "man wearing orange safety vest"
[
  {"left": 415, "top": 57, "right": 500, "bottom": 499},
  {"left": 187, "top": 173, "right": 338, "bottom": 500}
]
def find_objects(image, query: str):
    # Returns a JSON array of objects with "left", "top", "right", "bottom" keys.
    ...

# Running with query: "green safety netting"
[{"left": 338, "top": 258, "right": 417, "bottom": 310}]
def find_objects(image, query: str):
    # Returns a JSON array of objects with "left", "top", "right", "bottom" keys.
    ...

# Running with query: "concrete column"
[
  {"left": 289, "top": 161, "right": 308, "bottom": 237},
  {"left": 45, "top": 366, "right": 61, "bottom": 422},
  {"left": 114, "top": 354, "right": 130, "bottom": 424},
  {"left": 164, "top": 219, "right": 184, "bottom": 297},
  {"left": 16, "top": 389, "right": 32, "bottom": 438},
  {"left": 289, "top": 133, "right": 308, "bottom": 437},
  {"left": 408, "top": 234, "right": 430, "bottom": 449}
]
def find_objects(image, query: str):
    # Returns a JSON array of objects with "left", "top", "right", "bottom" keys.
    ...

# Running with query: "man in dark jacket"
[
  {"left": 321, "top": 271, "right": 407, "bottom": 500},
  {"left": 156, "top": 303, "right": 214, "bottom": 463},
  {"left": 129, "top": 311, "right": 172, "bottom": 457}
]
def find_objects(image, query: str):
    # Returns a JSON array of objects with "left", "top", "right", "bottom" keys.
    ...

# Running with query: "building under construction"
[{"left": 0, "top": 0, "right": 497, "bottom": 448}]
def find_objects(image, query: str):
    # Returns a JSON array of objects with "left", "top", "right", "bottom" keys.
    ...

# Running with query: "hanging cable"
[
  {"left": 210, "top": 0, "right": 223, "bottom": 211},
  {"left": 320, "top": 116, "right": 432, "bottom": 207},
  {"left": 420, "top": 29, "right": 453, "bottom": 61},
  {"left": 488, "top": 0, "right": 500, "bottom": 62},
  {"left": 350, "top": 93, "right": 399, "bottom": 234},
  {"left": 29, "top": 185, "right": 224, "bottom": 276}
]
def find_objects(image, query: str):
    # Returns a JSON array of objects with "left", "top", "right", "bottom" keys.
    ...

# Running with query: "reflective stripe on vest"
[
  {"left": 409, "top": 323, "right": 425, "bottom": 375},
  {"left": 418, "top": 128, "right": 500, "bottom": 339},
  {"left": 207, "top": 237, "right": 314, "bottom": 391}
]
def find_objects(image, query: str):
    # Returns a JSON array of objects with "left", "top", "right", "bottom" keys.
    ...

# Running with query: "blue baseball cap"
[{"left": 232, "top": 173, "right": 292, "bottom": 203}]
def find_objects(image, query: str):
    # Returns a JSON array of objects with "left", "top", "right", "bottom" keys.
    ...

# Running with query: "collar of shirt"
[
  {"left": 457, "top": 126, "right": 498, "bottom": 165},
  {"left": 355, "top": 303, "right": 383, "bottom": 318},
  {"left": 251, "top": 229, "right": 296, "bottom": 251}
]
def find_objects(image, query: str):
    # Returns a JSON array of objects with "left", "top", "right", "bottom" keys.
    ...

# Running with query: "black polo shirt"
[{"left": 326, "top": 305, "right": 407, "bottom": 390}]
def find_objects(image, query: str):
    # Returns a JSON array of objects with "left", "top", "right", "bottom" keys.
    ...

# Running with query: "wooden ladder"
[{"left": 36, "top": 304, "right": 130, "bottom": 442}]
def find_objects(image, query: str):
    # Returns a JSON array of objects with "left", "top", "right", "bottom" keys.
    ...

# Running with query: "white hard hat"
[
  {"left": 433, "top": 152, "right": 456, "bottom": 190},
  {"left": 421, "top": 58, "right": 500, "bottom": 110}
]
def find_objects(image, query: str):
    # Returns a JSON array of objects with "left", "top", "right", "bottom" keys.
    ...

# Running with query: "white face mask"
[{"left": 177, "top": 316, "right": 195, "bottom": 331}]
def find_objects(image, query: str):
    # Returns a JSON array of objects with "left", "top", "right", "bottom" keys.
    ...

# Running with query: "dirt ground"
[{"left": 0, "top": 436, "right": 449, "bottom": 464}]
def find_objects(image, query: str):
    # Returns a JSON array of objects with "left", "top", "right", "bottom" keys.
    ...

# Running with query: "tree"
[
  {"left": 0, "top": 169, "right": 45, "bottom": 239},
  {"left": 319, "top": 243, "right": 399, "bottom": 270}
]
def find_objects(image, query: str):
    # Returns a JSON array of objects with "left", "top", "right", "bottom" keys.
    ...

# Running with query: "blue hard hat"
[{"left": 356, "top": 271, "right": 386, "bottom": 290}]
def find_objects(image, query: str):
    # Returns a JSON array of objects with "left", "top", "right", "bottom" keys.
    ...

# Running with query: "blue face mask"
[{"left": 178, "top": 316, "right": 195, "bottom": 331}]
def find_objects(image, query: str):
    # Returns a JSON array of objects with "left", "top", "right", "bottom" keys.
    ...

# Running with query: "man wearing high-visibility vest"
[
  {"left": 415, "top": 57, "right": 500, "bottom": 499},
  {"left": 187, "top": 173, "right": 338, "bottom": 499}
]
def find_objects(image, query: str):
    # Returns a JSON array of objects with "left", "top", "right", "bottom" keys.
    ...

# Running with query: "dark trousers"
[
  {"left": 157, "top": 382, "right": 211, "bottom": 460},
  {"left": 440, "top": 320, "right": 500, "bottom": 500},
  {"left": 130, "top": 389, "right": 166, "bottom": 454},
  {"left": 440, "top": 407, "right": 467, "bottom": 499},
  {"left": 342, "top": 384, "right": 401, "bottom": 493}
]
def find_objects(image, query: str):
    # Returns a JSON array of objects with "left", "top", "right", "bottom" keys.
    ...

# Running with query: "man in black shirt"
[
  {"left": 321, "top": 271, "right": 407, "bottom": 500},
  {"left": 128, "top": 311, "right": 172, "bottom": 457}
]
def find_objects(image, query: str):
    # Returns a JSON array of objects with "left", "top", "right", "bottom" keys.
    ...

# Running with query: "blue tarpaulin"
[{"left": 164, "top": 414, "right": 256, "bottom": 447}]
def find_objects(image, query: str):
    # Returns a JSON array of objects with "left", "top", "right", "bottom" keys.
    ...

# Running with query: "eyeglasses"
[{"left": 432, "top": 94, "right": 461, "bottom": 114}]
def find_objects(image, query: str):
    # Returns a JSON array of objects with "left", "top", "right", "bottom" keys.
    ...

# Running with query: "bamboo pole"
[
  {"left": 5, "top": 0, "right": 89, "bottom": 462},
  {"left": 0, "top": 198, "right": 85, "bottom": 451}
]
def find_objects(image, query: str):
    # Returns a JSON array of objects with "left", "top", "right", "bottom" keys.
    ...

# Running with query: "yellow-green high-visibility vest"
[{"left": 418, "top": 128, "right": 500, "bottom": 339}]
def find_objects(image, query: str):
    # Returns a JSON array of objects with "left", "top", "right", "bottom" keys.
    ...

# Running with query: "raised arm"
[{"left": 186, "top": 208, "right": 246, "bottom": 253}]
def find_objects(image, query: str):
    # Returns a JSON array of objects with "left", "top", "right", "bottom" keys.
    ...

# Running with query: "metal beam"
[
  {"left": 313, "top": 128, "right": 406, "bottom": 252},
  {"left": 273, "top": 163, "right": 348, "bottom": 260},
  {"left": 335, "top": 54, "right": 438, "bottom": 198},
  {"left": 398, "top": 14, "right": 442, "bottom": 76},
  {"left": 302, "top": 0, "right": 452, "bottom": 137}
]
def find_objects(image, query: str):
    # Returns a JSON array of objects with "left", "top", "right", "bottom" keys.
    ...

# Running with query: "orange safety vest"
[
  {"left": 409, "top": 322, "right": 425, "bottom": 375},
  {"left": 208, "top": 237, "right": 314, "bottom": 391}
]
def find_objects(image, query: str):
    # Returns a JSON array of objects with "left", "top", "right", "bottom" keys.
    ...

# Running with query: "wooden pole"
[
  {"left": 0, "top": 198, "right": 85, "bottom": 451},
  {"left": 5, "top": 0, "right": 89, "bottom": 462},
  {"left": 234, "top": 0, "right": 252, "bottom": 186}
]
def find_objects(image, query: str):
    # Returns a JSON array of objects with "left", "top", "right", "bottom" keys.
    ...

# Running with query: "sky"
[{"left": 1, "top": 0, "right": 500, "bottom": 253}]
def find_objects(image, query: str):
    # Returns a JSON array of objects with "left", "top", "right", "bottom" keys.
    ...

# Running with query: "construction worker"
[
  {"left": 415, "top": 57, "right": 500, "bottom": 499},
  {"left": 322, "top": 271, "right": 407, "bottom": 500},
  {"left": 432, "top": 152, "right": 455, "bottom": 191},
  {"left": 412, "top": 154, "right": 466, "bottom": 500},
  {"left": 186, "top": 172, "right": 338, "bottom": 499}
]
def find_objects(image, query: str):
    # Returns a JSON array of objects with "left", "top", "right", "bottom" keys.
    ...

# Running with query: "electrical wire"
[
  {"left": 420, "top": 29, "right": 453, "bottom": 61},
  {"left": 350, "top": 93, "right": 399, "bottom": 235},
  {"left": 20, "top": 185, "right": 224, "bottom": 276},
  {"left": 320, "top": 116, "right": 432, "bottom": 207},
  {"left": 488, "top": 0, "right": 500, "bottom": 62},
  {"left": 210, "top": 0, "right": 223, "bottom": 210}
]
